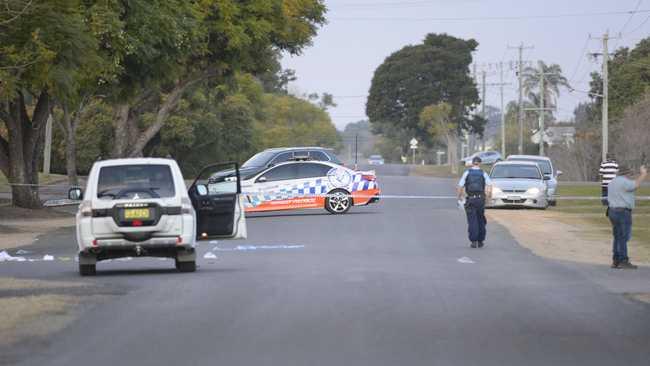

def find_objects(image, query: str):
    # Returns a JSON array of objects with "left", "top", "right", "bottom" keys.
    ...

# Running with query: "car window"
[
  {"left": 309, "top": 151, "right": 329, "bottom": 161},
  {"left": 97, "top": 165, "right": 175, "bottom": 200},
  {"left": 296, "top": 163, "right": 332, "bottom": 179},
  {"left": 270, "top": 152, "right": 294, "bottom": 165},
  {"left": 326, "top": 150, "right": 343, "bottom": 165},
  {"left": 491, "top": 165, "right": 541, "bottom": 180},
  {"left": 242, "top": 151, "right": 276, "bottom": 168},
  {"left": 292, "top": 150, "right": 309, "bottom": 159},
  {"left": 259, "top": 164, "right": 298, "bottom": 182},
  {"left": 510, "top": 158, "right": 552, "bottom": 175}
]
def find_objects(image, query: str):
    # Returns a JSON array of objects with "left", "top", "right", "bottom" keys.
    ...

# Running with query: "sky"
[{"left": 282, "top": 0, "right": 650, "bottom": 131}]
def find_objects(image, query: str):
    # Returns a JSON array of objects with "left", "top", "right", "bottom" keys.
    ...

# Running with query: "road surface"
[{"left": 2, "top": 173, "right": 650, "bottom": 366}]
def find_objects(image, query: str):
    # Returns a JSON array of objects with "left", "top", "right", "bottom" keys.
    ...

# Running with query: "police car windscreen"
[
  {"left": 242, "top": 151, "right": 276, "bottom": 168},
  {"left": 97, "top": 165, "right": 175, "bottom": 200},
  {"left": 491, "top": 165, "right": 541, "bottom": 180}
]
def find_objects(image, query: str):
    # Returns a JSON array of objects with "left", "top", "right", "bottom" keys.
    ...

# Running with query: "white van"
[{"left": 69, "top": 158, "right": 247, "bottom": 276}]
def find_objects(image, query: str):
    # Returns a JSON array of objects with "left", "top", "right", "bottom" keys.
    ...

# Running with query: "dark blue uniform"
[{"left": 459, "top": 168, "right": 489, "bottom": 245}]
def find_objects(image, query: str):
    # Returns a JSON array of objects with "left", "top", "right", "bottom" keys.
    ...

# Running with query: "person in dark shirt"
[{"left": 456, "top": 156, "right": 492, "bottom": 248}]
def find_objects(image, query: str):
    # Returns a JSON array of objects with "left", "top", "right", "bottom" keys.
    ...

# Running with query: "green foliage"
[
  {"left": 592, "top": 38, "right": 650, "bottom": 121},
  {"left": 419, "top": 102, "right": 453, "bottom": 140},
  {"left": 522, "top": 62, "right": 569, "bottom": 109},
  {"left": 51, "top": 100, "right": 114, "bottom": 174},
  {"left": 255, "top": 93, "right": 341, "bottom": 150},
  {"left": 366, "top": 33, "right": 481, "bottom": 149}
]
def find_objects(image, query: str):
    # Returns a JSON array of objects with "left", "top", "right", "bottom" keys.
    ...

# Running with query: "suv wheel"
[
  {"left": 176, "top": 259, "right": 196, "bottom": 273},
  {"left": 79, "top": 263, "right": 96, "bottom": 276}
]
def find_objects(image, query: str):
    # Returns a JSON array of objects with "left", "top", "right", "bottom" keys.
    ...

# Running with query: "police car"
[{"left": 239, "top": 160, "right": 380, "bottom": 214}]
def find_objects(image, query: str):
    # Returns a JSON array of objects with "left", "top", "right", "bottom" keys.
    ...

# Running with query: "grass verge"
[
  {"left": 0, "top": 172, "right": 68, "bottom": 191},
  {"left": 550, "top": 184, "right": 650, "bottom": 263},
  {"left": 410, "top": 164, "right": 462, "bottom": 178}
]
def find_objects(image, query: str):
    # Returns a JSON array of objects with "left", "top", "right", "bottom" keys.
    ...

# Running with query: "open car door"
[{"left": 189, "top": 162, "right": 247, "bottom": 240}]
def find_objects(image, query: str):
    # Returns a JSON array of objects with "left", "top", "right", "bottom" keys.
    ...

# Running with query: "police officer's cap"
[{"left": 472, "top": 156, "right": 482, "bottom": 164}]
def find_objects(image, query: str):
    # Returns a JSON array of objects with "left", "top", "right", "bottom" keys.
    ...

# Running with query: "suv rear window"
[{"left": 97, "top": 165, "right": 175, "bottom": 200}]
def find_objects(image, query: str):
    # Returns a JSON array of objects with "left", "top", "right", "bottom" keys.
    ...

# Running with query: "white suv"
[{"left": 69, "top": 158, "right": 247, "bottom": 276}]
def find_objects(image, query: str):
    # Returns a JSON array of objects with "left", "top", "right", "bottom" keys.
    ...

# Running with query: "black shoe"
[
  {"left": 611, "top": 261, "right": 620, "bottom": 269},
  {"left": 470, "top": 242, "right": 478, "bottom": 248},
  {"left": 618, "top": 261, "right": 638, "bottom": 270},
  {"left": 478, "top": 241, "right": 485, "bottom": 248}
]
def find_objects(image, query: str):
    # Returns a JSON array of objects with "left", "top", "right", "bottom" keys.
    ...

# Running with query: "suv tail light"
[
  {"left": 79, "top": 201, "right": 92, "bottom": 217},
  {"left": 181, "top": 197, "right": 193, "bottom": 214}
]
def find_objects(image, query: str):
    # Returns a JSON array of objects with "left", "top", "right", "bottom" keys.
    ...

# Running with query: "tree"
[
  {"left": 255, "top": 93, "right": 341, "bottom": 150},
  {"left": 521, "top": 61, "right": 569, "bottom": 122},
  {"left": 0, "top": 0, "right": 102, "bottom": 207},
  {"left": 419, "top": 102, "right": 459, "bottom": 173},
  {"left": 366, "top": 33, "right": 481, "bottom": 150},
  {"left": 611, "top": 93, "right": 650, "bottom": 168},
  {"left": 589, "top": 37, "right": 650, "bottom": 122},
  {"left": 106, "top": 0, "right": 327, "bottom": 159}
]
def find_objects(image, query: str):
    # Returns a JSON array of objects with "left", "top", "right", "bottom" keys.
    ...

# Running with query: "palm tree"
[{"left": 522, "top": 61, "right": 570, "bottom": 113}]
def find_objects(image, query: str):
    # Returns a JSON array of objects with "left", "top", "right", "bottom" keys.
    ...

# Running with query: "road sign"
[{"left": 409, "top": 138, "right": 418, "bottom": 150}]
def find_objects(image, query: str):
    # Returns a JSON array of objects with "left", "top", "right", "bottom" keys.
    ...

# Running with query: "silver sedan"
[{"left": 486, "top": 161, "right": 549, "bottom": 209}]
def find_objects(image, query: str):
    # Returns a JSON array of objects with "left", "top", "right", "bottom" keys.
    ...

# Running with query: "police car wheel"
[{"left": 326, "top": 189, "right": 352, "bottom": 214}]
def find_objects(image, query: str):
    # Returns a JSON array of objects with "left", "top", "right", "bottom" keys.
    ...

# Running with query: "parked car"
[
  {"left": 487, "top": 161, "right": 549, "bottom": 209},
  {"left": 240, "top": 160, "right": 380, "bottom": 214},
  {"left": 506, "top": 155, "right": 562, "bottom": 206},
  {"left": 367, "top": 154, "right": 385, "bottom": 165},
  {"left": 240, "top": 147, "right": 343, "bottom": 180},
  {"left": 68, "top": 158, "right": 247, "bottom": 276},
  {"left": 461, "top": 151, "right": 502, "bottom": 166}
]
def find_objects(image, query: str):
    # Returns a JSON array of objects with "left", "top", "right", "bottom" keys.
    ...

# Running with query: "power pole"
[
  {"left": 508, "top": 43, "right": 534, "bottom": 155},
  {"left": 539, "top": 61, "right": 545, "bottom": 156},
  {"left": 354, "top": 133, "right": 358, "bottom": 169},
  {"left": 500, "top": 62, "right": 506, "bottom": 157},
  {"left": 481, "top": 70, "right": 486, "bottom": 151},
  {"left": 590, "top": 31, "right": 620, "bottom": 162},
  {"left": 524, "top": 64, "right": 556, "bottom": 156},
  {"left": 602, "top": 33, "right": 609, "bottom": 163}
]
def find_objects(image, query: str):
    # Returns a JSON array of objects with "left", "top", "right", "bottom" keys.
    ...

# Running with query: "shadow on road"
[{"left": 247, "top": 210, "right": 381, "bottom": 219}]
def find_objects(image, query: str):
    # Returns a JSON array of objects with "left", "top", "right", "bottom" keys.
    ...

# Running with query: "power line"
[
  {"left": 329, "top": 9, "right": 650, "bottom": 22},
  {"left": 569, "top": 37, "right": 592, "bottom": 84},
  {"left": 621, "top": 14, "right": 650, "bottom": 37},
  {"left": 619, "top": 0, "right": 644, "bottom": 32}
]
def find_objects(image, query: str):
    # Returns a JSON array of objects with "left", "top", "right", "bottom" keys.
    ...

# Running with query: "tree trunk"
[
  {"left": 112, "top": 103, "right": 131, "bottom": 158},
  {"left": 0, "top": 90, "right": 50, "bottom": 208},
  {"left": 54, "top": 104, "right": 80, "bottom": 186},
  {"left": 448, "top": 133, "right": 459, "bottom": 175},
  {"left": 127, "top": 79, "right": 193, "bottom": 157}
]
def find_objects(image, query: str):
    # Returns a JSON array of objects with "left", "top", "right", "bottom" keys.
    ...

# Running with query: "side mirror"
[
  {"left": 68, "top": 188, "right": 83, "bottom": 201},
  {"left": 556, "top": 170, "right": 563, "bottom": 177},
  {"left": 257, "top": 176, "right": 267, "bottom": 183},
  {"left": 196, "top": 184, "right": 208, "bottom": 196}
]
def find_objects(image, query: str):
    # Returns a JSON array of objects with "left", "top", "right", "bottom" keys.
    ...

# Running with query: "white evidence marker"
[
  {"left": 457, "top": 257, "right": 475, "bottom": 264},
  {"left": 203, "top": 252, "right": 218, "bottom": 259}
]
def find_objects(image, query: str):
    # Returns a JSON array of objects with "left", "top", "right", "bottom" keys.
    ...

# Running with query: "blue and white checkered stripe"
[
  {"left": 351, "top": 175, "right": 376, "bottom": 192},
  {"left": 245, "top": 179, "right": 330, "bottom": 207}
]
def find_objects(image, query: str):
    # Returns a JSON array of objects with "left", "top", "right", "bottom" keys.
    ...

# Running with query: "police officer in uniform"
[{"left": 457, "top": 156, "right": 492, "bottom": 248}]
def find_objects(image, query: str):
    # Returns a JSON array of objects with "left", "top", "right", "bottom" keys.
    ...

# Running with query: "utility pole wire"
[
  {"left": 613, "top": 0, "right": 643, "bottom": 48},
  {"left": 508, "top": 43, "right": 534, "bottom": 155}
]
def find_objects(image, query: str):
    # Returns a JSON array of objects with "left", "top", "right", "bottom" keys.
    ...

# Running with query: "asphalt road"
[{"left": 2, "top": 173, "right": 650, "bottom": 366}]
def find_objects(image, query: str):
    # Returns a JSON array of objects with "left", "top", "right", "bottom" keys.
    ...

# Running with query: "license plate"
[
  {"left": 507, "top": 196, "right": 522, "bottom": 201},
  {"left": 124, "top": 208, "right": 150, "bottom": 220}
]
